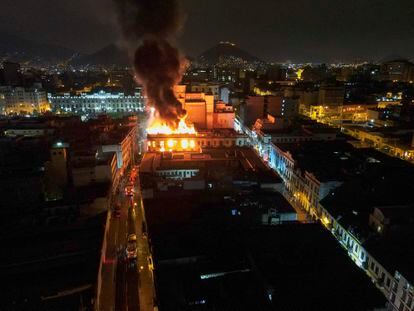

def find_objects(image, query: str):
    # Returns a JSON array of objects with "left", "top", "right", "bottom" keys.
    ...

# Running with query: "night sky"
[{"left": 1, "top": 0, "right": 414, "bottom": 62}]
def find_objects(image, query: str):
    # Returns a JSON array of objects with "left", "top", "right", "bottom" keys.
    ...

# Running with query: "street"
[{"left": 99, "top": 167, "right": 155, "bottom": 311}]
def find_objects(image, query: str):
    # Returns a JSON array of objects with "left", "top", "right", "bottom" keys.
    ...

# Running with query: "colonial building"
[
  {"left": 48, "top": 89, "right": 144, "bottom": 115},
  {"left": 0, "top": 86, "right": 50, "bottom": 115}
]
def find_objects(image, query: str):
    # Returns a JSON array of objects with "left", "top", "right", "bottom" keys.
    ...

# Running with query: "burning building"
[
  {"left": 113, "top": 1, "right": 237, "bottom": 154},
  {"left": 145, "top": 85, "right": 239, "bottom": 152},
  {"left": 146, "top": 130, "right": 249, "bottom": 153}
]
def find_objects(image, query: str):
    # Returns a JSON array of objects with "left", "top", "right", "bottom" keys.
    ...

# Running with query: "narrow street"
[
  {"left": 99, "top": 167, "right": 155, "bottom": 311},
  {"left": 132, "top": 169, "right": 156, "bottom": 311},
  {"left": 281, "top": 187, "right": 312, "bottom": 223}
]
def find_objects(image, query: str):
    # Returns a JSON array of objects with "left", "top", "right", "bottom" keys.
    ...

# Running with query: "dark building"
[
  {"left": 380, "top": 59, "right": 414, "bottom": 82},
  {"left": 139, "top": 144, "right": 386, "bottom": 311},
  {"left": 2, "top": 61, "right": 21, "bottom": 86}
]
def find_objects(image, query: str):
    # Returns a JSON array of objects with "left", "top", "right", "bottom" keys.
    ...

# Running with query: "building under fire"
[
  {"left": 146, "top": 129, "right": 249, "bottom": 153},
  {"left": 145, "top": 85, "right": 241, "bottom": 153}
]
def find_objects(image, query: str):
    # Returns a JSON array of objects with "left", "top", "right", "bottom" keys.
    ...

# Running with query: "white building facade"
[
  {"left": 48, "top": 90, "right": 144, "bottom": 115},
  {"left": 0, "top": 86, "right": 50, "bottom": 115}
]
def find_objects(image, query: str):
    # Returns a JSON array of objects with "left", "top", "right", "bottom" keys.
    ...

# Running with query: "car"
[
  {"left": 128, "top": 233, "right": 137, "bottom": 243},
  {"left": 126, "top": 234, "right": 137, "bottom": 259},
  {"left": 125, "top": 184, "right": 134, "bottom": 196}
]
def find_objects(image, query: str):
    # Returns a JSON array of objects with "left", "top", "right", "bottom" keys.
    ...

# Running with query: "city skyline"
[
  {"left": 1, "top": 0, "right": 414, "bottom": 62},
  {"left": 1, "top": 1, "right": 414, "bottom": 310}
]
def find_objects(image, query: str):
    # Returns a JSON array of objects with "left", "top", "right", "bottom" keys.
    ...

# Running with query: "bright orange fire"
[{"left": 147, "top": 116, "right": 196, "bottom": 135}]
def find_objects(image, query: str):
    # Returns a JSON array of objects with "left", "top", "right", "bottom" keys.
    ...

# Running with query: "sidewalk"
[
  {"left": 98, "top": 214, "right": 117, "bottom": 311},
  {"left": 98, "top": 179, "right": 128, "bottom": 311},
  {"left": 133, "top": 178, "right": 155, "bottom": 311}
]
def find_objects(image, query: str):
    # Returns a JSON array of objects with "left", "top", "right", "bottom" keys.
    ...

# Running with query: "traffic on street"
[{"left": 100, "top": 165, "right": 155, "bottom": 311}]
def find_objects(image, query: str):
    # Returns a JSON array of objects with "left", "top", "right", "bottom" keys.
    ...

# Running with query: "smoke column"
[{"left": 113, "top": 0, "right": 187, "bottom": 128}]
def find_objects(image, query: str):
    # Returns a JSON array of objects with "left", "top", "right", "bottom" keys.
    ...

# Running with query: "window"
[
  {"left": 407, "top": 295, "right": 412, "bottom": 307},
  {"left": 402, "top": 289, "right": 407, "bottom": 302}
]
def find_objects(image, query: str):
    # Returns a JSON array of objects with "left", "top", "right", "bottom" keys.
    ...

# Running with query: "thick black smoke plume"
[{"left": 113, "top": 0, "right": 187, "bottom": 128}]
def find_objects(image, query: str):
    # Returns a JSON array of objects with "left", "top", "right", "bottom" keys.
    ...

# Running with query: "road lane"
[
  {"left": 100, "top": 179, "right": 129, "bottom": 310},
  {"left": 100, "top": 165, "right": 155, "bottom": 311},
  {"left": 132, "top": 172, "right": 156, "bottom": 311}
]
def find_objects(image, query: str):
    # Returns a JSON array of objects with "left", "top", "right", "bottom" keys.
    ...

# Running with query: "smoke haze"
[{"left": 113, "top": 0, "right": 187, "bottom": 128}]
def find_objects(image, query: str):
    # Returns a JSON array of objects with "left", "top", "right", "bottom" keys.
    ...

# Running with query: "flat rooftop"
[
  {"left": 247, "top": 224, "right": 386, "bottom": 310},
  {"left": 364, "top": 226, "right": 414, "bottom": 282},
  {"left": 140, "top": 147, "right": 281, "bottom": 184},
  {"left": 275, "top": 140, "right": 413, "bottom": 182},
  {"left": 151, "top": 221, "right": 385, "bottom": 311},
  {"left": 320, "top": 155, "right": 414, "bottom": 240}
]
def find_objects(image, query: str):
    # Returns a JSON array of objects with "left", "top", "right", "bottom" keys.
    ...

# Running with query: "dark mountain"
[
  {"left": 378, "top": 55, "right": 412, "bottom": 64},
  {"left": 70, "top": 44, "right": 129, "bottom": 67},
  {"left": 197, "top": 41, "right": 263, "bottom": 66},
  {"left": 0, "top": 32, "right": 76, "bottom": 64}
]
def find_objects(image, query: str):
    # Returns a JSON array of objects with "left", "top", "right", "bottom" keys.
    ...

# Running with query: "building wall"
[
  {"left": 72, "top": 155, "right": 117, "bottom": 188},
  {"left": 0, "top": 86, "right": 50, "bottom": 114},
  {"left": 100, "top": 126, "right": 137, "bottom": 174},
  {"left": 220, "top": 87, "right": 231, "bottom": 103},
  {"left": 44, "top": 146, "right": 68, "bottom": 200},
  {"left": 184, "top": 101, "right": 207, "bottom": 128},
  {"left": 206, "top": 95, "right": 214, "bottom": 129},
  {"left": 147, "top": 134, "right": 249, "bottom": 152},
  {"left": 380, "top": 61, "right": 414, "bottom": 82},
  {"left": 156, "top": 169, "right": 199, "bottom": 179},
  {"left": 190, "top": 83, "right": 220, "bottom": 100},
  {"left": 49, "top": 90, "right": 144, "bottom": 115},
  {"left": 299, "top": 90, "right": 319, "bottom": 116},
  {"left": 265, "top": 96, "right": 283, "bottom": 116},
  {"left": 213, "top": 112, "right": 235, "bottom": 129},
  {"left": 342, "top": 126, "right": 414, "bottom": 162},
  {"left": 4, "top": 128, "right": 54, "bottom": 137},
  {"left": 261, "top": 209, "right": 297, "bottom": 225},
  {"left": 388, "top": 272, "right": 414, "bottom": 311},
  {"left": 318, "top": 85, "right": 345, "bottom": 107},
  {"left": 72, "top": 166, "right": 96, "bottom": 187},
  {"left": 245, "top": 96, "right": 265, "bottom": 127},
  {"left": 0, "top": 93, "right": 6, "bottom": 114}
]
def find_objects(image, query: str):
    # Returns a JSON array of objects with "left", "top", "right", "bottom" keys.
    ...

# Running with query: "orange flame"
[{"left": 147, "top": 116, "right": 196, "bottom": 135}]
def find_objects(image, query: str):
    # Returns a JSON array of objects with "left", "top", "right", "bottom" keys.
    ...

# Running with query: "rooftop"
[
  {"left": 247, "top": 224, "right": 386, "bottom": 310},
  {"left": 276, "top": 140, "right": 413, "bottom": 182},
  {"left": 364, "top": 227, "right": 414, "bottom": 282}
]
